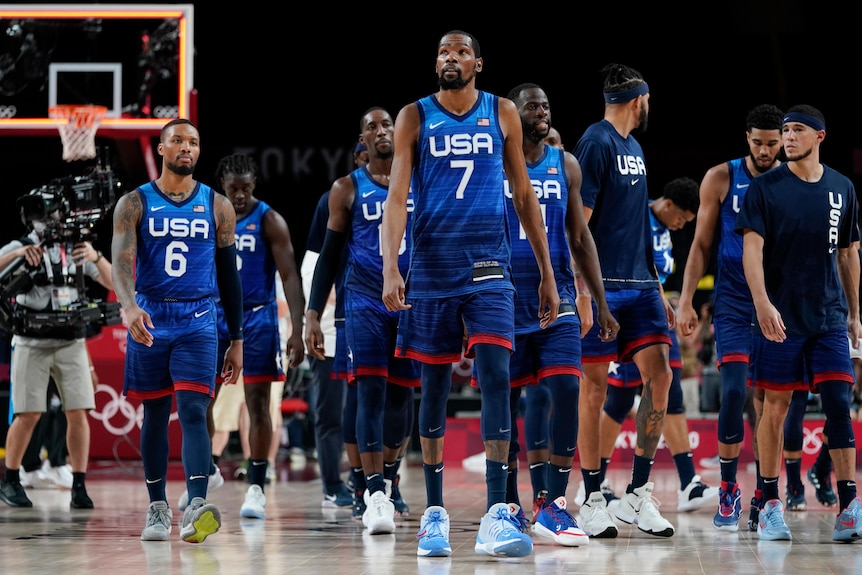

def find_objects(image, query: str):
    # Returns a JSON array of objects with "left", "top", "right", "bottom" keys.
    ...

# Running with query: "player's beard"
[
  {"left": 165, "top": 158, "right": 195, "bottom": 176},
  {"left": 633, "top": 105, "right": 649, "bottom": 133},
  {"left": 750, "top": 151, "right": 778, "bottom": 174},
  {"left": 784, "top": 146, "right": 812, "bottom": 162},
  {"left": 524, "top": 121, "right": 548, "bottom": 144},
  {"left": 438, "top": 67, "right": 474, "bottom": 91}
]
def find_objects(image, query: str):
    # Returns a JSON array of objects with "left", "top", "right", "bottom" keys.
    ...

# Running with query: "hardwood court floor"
[{"left": 1, "top": 457, "right": 861, "bottom": 575}]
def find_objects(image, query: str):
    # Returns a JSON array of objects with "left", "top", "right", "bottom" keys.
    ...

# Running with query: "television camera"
[{"left": 0, "top": 159, "right": 123, "bottom": 336}]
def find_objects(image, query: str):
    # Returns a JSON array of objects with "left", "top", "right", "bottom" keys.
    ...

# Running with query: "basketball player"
[
  {"left": 572, "top": 63, "right": 675, "bottom": 538},
  {"left": 380, "top": 30, "right": 562, "bottom": 559},
  {"left": 111, "top": 118, "right": 243, "bottom": 544},
  {"left": 501, "top": 82, "right": 617, "bottom": 547},
  {"left": 735, "top": 105, "right": 862, "bottom": 541},
  {"left": 306, "top": 106, "right": 420, "bottom": 537},
  {"left": 676, "top": 104, "right": 783, "bottom": 531}
]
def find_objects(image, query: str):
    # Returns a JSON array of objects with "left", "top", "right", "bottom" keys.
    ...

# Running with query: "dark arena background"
[{"left": 0, "top": 2, "right": 859, "bottom": 293}]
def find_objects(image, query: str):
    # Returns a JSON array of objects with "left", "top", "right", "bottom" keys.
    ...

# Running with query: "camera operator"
[{"left": 0, "top": 196, "right": 112, "bottom": 509}]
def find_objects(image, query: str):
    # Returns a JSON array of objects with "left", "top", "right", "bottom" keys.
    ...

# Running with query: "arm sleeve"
[
  {"left": 307, "top": 228, "right": 346, "bottom": 315},
  {"left": 215, "top": 244, "right": 243, "bottom": 340}
]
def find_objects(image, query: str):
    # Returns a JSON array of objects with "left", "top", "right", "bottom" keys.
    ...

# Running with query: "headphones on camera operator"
[{"left": 0, "top": 170, "right": 121, "bottom": 339}]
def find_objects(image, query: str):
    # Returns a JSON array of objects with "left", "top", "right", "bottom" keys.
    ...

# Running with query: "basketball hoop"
[{"left": 49, "top": 104, "right": 108, "bottom": 162}]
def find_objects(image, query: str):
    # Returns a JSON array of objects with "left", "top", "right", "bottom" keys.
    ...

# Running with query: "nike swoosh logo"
[
  {"left": 588, "top": 470, "right": 600, "bottom": 476},
  {"left": 839, "top": 518, "right": 856, "bottom": 527},
  {"left": 189, "top": 475, "right": 207, "bottom": 480},
  {"left": 429, "top": 426, "right": 442, "bottom": 433},
  {"left": 726, "top": 433, "right": 739, "bottom": 440},
  {"left": 195, "top": 310, "right": 210, "bottom": 318},
  {"left": 366, "top": 441, "right": 378, "bottom": 447},
  {"left": 324, "top": 494, "right": 337, "bottom": 502},
  {"left": 501, "top": 465, "right": 509, "bottom": 471},
  {"left": 150, "top": 205, "right": 166, "bottom": 211},
  {"left": 434, "top": 467, "right": 443, "bottom": 474},
  {"left": 252, "top": 461, "right": 266, "bottom": 466},
  {"left": 499, "top": 428, "right": 511, "bottom": 434},
  {"left": 631, "top": 178, "right": 640, "bottom": 185},
  {"left": 362, "top": 191, "right": 375, "bottom": 198},
  {"left": 529, "top": 463, "right": 544, "bottom": 469},
  {"left": 736, "top": 183, "right": 749, "bottom": 189},
  {"left": 146, "top": 478, "right": 162, "bottom": 484},
  {"left": 533, "top": 440, "right": 547, "bottom": 446},
  {"left": 566, "top": 446, "right": 576, "bottom": 452},
  {"left": 429, "top": 121, "right": 445, "bottom": 129},
  {"left": 252, "top": 305, "right": 264, "bottom": 312}
]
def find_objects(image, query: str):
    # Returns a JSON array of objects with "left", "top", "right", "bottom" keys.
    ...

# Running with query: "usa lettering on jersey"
[
  {"left": 615, "top": 155, "right": 646, "bottom": 175},
  {"left": 148, "top": 217, "right": 210, "bottom": 238},
  {"left": 429, "top": 133, "right": 494, "bottom": 156}
]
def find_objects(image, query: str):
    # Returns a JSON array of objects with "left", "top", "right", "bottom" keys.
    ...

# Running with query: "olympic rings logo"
[
  {"left": 89, "top": 383, "right": 179, "bottom": 436},
  {"left": 0, "top": 105, "right": 17, "bottom": 119},
  {"left": 802, "top": 425, "right": 824, "bottom": 454},
  {"left": 152, "top": 105, "right": 179, "bottom": 119},
  {"left": 452, "top": 355, "right": 473, "bottom": 378}
]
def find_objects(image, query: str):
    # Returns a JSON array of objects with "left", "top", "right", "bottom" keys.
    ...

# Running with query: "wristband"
[{"left": 94, "top": 251, "right": 103, "bottom": 264}]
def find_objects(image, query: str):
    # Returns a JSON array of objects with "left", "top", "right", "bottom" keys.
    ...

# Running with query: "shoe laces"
[
  {"left": 147, "top": 506, "right": 171, "bottom": 528},
  {"left": 417, "top": 510, "right": 448, "bottom": 539},
  {"left": 718, "top": 486, "right": 740, "bottom": 516},
  {"left": 630, "top": 488, "right": 663, "bottom": 513},
  {"left": 487, "top": 506, "right": 522, "bottom": 538},
  {"left": 542, "top": 504, "right": 577, "bottom": 530},
  {"left": 763, "top": 508, "right": 785, "bottom": 530}
]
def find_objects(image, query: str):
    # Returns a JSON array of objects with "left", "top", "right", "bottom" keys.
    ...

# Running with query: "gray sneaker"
[
  {"left": 141, "top": 500, "right": 172, "bottom": 541},
  {"left": 180, "top": 497, "right": 221, "bottom": 543}
]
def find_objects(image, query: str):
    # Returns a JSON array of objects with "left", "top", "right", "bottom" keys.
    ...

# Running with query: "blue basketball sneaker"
[
  {"left": 416, "top": 506, "right": 451, "bottom": 557},
  {"left": 713, "top": 481, "right": 741, "bottom": 532},
  {"left": 531, "top": 496, "right": 589, "bottom": 547},
  {"left": 757, "top": 499, "right": 792, "bottom": 541},
  {"left": 748, "top": 489, "right": 763, "bottom": 532},
  {"left": 785, "top": 483, "right": 806, "bottom": 511},
  {"left": 474, "top": 502, "right": 533, "bottom": 557},
  {"left": 832, "top": 497, "right": 862, "bottom": 542},
  {"left": 807, "top": 466, "right": 838, "bottom": 508}
]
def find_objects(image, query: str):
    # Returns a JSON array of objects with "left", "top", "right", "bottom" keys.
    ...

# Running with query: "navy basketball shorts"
[
  {"left": 344, "top": 289, "right": 420, "bottom": 388},
  {"left": 713, "top": 312, "right": 754, "bottom": 366},
  {"left": 396, "top": 289, "right": 515, "bottom": 364},
  {"left": 124, "top": 295, "right": 218, "bottom": 399},
  {"left": 581, "top": 288, "right": 671, "bottom": 364}
]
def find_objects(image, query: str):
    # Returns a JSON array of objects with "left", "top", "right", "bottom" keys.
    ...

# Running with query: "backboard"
[{"left": 0, "top": 4, "right": 195, "bottom": 138}]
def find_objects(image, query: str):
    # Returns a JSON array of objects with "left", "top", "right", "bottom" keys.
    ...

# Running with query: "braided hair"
[
  {"left": 214, "top": 153, "right": 258, "bottom": 192},
  {"left": 600, "top": 63, "right": 646, "bottom": 93}
]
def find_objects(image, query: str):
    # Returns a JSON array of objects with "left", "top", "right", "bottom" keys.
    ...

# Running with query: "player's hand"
[
  {"left": 676, "top": 302, "right": 699, "bottom": 337},
  {"left": 596, "top": 308, "right": 619, "bottom": 342},
  {"left": 221, "top": 340, "right": 243, "bottom": 384},
  {"left": 537, "top": 278, "right": 560, "bottom": 329},
  {"left": 304, "top": 311, "right": 327, "bottom": 360},
  {"left": 382, "top": 272, "right": 410, "bottom": 312},
  {"left": 286, "top": 333, "right": 304, "bottom": 368},
  {"left": 124, "top": 305, "right": 155, "bottom": 347},
  {"left": 756, "top": 303, "right": 786, "bottom": 343}
]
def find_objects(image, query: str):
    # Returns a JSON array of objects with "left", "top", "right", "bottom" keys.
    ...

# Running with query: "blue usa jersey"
[
  {"left": 648, "top": 201, "right": 673, "bottom": 285},
  {"left": 506, "top": 145, "right": 577, "bottom": 333},
  {"left": 234, "top": 200, "right": 276, "bottom": 307},
  {"left": 735, "top": 163, "right": 860, "bottom": 335},
  {"left": 344, "top": 166, "right": 411, "bottom": 299},
  {"left": 135, "top": 181, "right": 216, "bottom": 300},
  {"left": 714, "top": 157, "right": 754, "bottom": 319},
  {"left": 574, "top": 119, "right": 656, "bottom": 290},
  {"left": 407, "top": 90, "right": 512, "bottom": 297}
]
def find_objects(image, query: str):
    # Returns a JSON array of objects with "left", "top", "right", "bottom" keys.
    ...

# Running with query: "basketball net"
[{"left": 49, "top": 105, "right": 108, "bottom": 162}]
